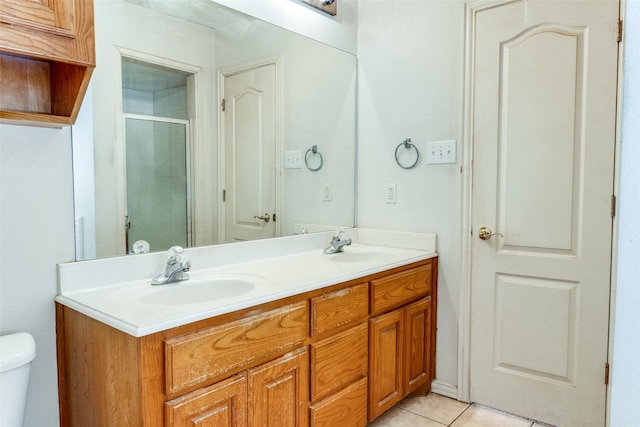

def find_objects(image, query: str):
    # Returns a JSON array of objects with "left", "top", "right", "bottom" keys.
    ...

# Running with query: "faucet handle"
[
  {"left": 333, "top": 229, "right": 345, "bottom": 240},
  {"left": 167, "top": 246, "right": 184, "bottom": 264}
]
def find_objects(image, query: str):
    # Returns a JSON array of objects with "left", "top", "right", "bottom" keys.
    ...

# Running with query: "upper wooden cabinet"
[{"left": 0, "top": 0, "right": 95, "bottom": 127}]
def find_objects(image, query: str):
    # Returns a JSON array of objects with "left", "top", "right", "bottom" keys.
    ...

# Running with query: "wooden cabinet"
[
  {"left": 309, "top": 283, "right": 369, "bottom": 427},
  {"left": 248, "top": 348, "right": 309, "bottom": 427},
  {"left": 166, "top": 374, "right": 248, "bottom": 427},
  {"left": 0, "top": 0, "right": 95, "bottom": 126},
  {"left": 57, "top": 257, "right": 438, "bottom": 426},
  {"left": 368, "top": 264, "right": 437, "bottom": 422},
  {"left": 369, "top": 308, "right": 404, "bottom": 419}
]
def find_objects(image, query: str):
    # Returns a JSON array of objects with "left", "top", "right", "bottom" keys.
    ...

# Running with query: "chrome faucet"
[
  {"left": 323, "top": 230, "right": 352, "bottom": 254},
  {"left": 151, "top": 246, "right": 191, "bottom": 285}
]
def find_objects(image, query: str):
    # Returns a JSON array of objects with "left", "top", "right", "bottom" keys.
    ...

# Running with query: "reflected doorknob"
[
  {"left": 253, "top": 213, "right": 271, "bottom": 223},
  {"left": 478, "top": 226, "right": 503, "bottom": 241}
]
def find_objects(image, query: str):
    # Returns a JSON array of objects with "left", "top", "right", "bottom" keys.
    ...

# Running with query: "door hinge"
[
  {"left": 222, "top": 189, "right": 226, "bottom": 202},
  {"left": 617, "top": 19, "right": 623, "bottom": 42},
  {"left": 611, "top": 194, "right": 616, "bottom": 217},
  {"left": 221, "top": 98, "right": 226, "bottom": 111},
  {"left": 605, "top": 362, "right": 610, "bottom": 385}
]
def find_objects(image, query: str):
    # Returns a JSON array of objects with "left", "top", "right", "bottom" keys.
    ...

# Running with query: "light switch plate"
[
  {"left": 284, "top": 150, "right": 303, "bottom": 169},
  {"left": 426, "top": 140, "right": 457, "bottom": 164}
]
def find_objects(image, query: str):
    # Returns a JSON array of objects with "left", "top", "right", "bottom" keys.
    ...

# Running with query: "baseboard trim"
[{"left": 431, "top": 380, "right": 460, "bottom": 400}]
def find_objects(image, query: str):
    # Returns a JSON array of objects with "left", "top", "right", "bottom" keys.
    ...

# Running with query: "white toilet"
[{"left": 0, "top": 333, "right": 36, "bottom": 427}]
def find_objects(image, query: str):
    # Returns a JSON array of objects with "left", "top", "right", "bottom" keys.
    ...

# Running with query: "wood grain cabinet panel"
[
  {"left": 370, "top": 264, "right": 432, "bottom": 315},
  {"left": 166, "top": 374, "right": 248, "bottom": 427},
  {"left": 310, "top": 378, "right": 368, "bottom": 427},
  {"left": 165, "top": 301, "right": 308, "bottom": 395},
  {"left": 404, "top": 297, "right": 432, "bottom": 394},
  {"left": 368, "top": 309, "right": 404, "bottom": 420},
  {"left": 57, "top": 258, "right": 438, "bottom": 427},
  {"left": 310, "top": 323, "right": 368, "bottom": 401},
  {"left": 310, "top": 282, "right": 369, "bottom": 337},
  {"left": 0, "top": 0, "right": 95, "bottom": 126},
  {"left": 248, "top": 348, "right": 309, "bottom": 427}
]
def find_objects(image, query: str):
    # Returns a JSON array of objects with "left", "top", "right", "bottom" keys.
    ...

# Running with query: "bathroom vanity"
[{"left": 55, "top": 230, "right": 438, "bottom": 426}]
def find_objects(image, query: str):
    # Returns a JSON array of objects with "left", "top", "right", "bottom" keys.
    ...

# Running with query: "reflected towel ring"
[
  {"left": 305, "top": 145, "right": 323, "bottom": 171},
  {"left": 395, "top": 138, "right": 420, "bottom": 169}
]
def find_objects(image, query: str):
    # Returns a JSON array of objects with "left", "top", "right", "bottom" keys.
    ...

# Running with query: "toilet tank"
[{"left": 0, "top": 333, "right": 36, "bottom": 427}]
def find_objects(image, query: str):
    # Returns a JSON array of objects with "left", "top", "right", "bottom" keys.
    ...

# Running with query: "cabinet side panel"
[{"left": 60, "top": 307, "right": 141, "bottom": 426}]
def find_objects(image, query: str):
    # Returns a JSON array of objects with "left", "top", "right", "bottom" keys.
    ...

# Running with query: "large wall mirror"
[{"left": 72, "top": 0, "right": 356, "bottom": 260}]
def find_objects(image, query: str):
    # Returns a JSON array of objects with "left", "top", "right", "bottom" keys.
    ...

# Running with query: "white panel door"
[
  {"left": 469, "top": 1, "right": 618, "bottom": 425},
  {"left": 223, "top": 63, "right": 276, "bottom": 242}
]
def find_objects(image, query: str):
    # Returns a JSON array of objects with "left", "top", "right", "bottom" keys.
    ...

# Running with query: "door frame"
[
  {"left": 457, "top": 0, "right": 623, "bottom": 412},
  {"left": 113, "top": 46, "right": 203, "bottom": 253},
  {"left": 217, "top": 56, "right": 282, "bottom": 243}
]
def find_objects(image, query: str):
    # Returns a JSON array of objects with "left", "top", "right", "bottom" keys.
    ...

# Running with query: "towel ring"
[
  {"left": 305, "top": 145, "right": 323, "bottom": 171},
  {"left": 395, "top": 138, "right": 420, "bottom": 169}
]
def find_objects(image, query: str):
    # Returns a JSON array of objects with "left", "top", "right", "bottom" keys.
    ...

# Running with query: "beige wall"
[
  {"left": 357, "top": 0, "right": 465, "bottom": 390},
  {"left": 0, "top": 125, "right": 75, "bottom": 426}
]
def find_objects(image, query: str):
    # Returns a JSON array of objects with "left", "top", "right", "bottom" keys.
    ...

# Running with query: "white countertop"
[{"left": 56, "top": 229, "right": 437, "bottom": 337}]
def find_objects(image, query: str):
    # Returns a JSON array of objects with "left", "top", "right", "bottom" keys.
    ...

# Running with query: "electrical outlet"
[
  {"left": 386, "top": 183, "right": 397, "bottom": 204},
  {"left": 284, "top": 151, "right": 303, "bottom": 168},
  {"left": 322, "top": 183, "right": 332, "bottom": 201},
  {"left": 426, "top": 140, "right": 457, "bottom": 164}
]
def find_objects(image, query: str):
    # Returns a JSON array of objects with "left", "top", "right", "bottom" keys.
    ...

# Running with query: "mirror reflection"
[{"left": 73, "top": 0, "right": 356, "bottom": 260}]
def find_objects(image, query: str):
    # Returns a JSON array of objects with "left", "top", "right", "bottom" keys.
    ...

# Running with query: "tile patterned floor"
[{"left": 368, "top": 393, "right": 553, "bottom": 427}]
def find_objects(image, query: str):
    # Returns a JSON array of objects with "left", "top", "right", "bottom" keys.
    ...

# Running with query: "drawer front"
[
  {"left": 310, "top": 323, "right": 368, "bottom": 402},
  {"left": 165, "top": 301, "right": 308, "bottom": 395},
  {"left": 310, "top": 282, "right": 368, "bottom": 337},
  {"left": 370, "top": 264, "right": 432, "bottom": 315},
  {"left": 310, "top": 378, "right": 368, "bottom": 427}
]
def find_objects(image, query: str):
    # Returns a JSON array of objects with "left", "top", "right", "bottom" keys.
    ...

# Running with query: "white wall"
[
  {"left": 609, "top": 0, "right": 640, "bottom": 424},
  {"left": 0, "top": 125, "right": 75, "bottom": 426},
  {"left": 357, "top": 0, "right": 465, "bottom": 390},
  {"left": 215, "top": 0, "right": 358, "bottom": 54}
]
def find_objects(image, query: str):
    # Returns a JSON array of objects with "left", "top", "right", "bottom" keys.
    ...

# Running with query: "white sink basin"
[
  {"left": 138, "top": 274, "right": 264, "bottom": 306},
  {"left": 327, "top": 247, "right": 395, "bottom": 263}
]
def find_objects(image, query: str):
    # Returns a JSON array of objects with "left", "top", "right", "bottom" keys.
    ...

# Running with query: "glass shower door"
[{"left": 124, "top": 116, "right": 191, "bottom": 253}]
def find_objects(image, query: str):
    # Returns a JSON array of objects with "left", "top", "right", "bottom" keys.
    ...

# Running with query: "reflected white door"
[
  {"left": 222, "top": 63, "right": 277, "bottom": 242},
  {"left": 469, "top": 1, "right": 618, "bottom": 425}
]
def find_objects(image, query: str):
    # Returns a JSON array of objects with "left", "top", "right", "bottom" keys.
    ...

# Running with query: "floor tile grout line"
[{"left": 448, "top": 403, "right": 475, "bottom": 426}]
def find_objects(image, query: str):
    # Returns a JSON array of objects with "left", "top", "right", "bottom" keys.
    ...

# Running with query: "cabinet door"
[
  {"left": 368, "top": 309, "right": 403, "bottom": 421},
  {"left": 248, "top": 348, "right": 309, "bottom": 427},
  {"left": 166, "top": 374, "right": 247, "bottom": 427},
  {"left": 404, "top": 297, "right": 432, "bottom": 394}
]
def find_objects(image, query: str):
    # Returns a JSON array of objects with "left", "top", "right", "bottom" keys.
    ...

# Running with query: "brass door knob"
[
  {"left": 253, "top": 213, "right": 271, "bottom": 223},
  {"left": 478, "top": 226, "right": 503, "bottom": 240}
]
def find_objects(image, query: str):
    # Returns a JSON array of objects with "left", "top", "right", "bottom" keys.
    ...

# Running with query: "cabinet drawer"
[
  {"left": 370, "top": 264, "right": 432, "bottom": 315},
  {"left": 310, "top": 282, "right": 368, "bottom": 337},
  {"left": 164, "top": 301, "right": 308, "bottom": 395},
  {"left": 310, "top": 323, "right": 367, "bottom": 402},
  {"left": 310, "top": 378, "right": 368, "bottom": 427}
]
